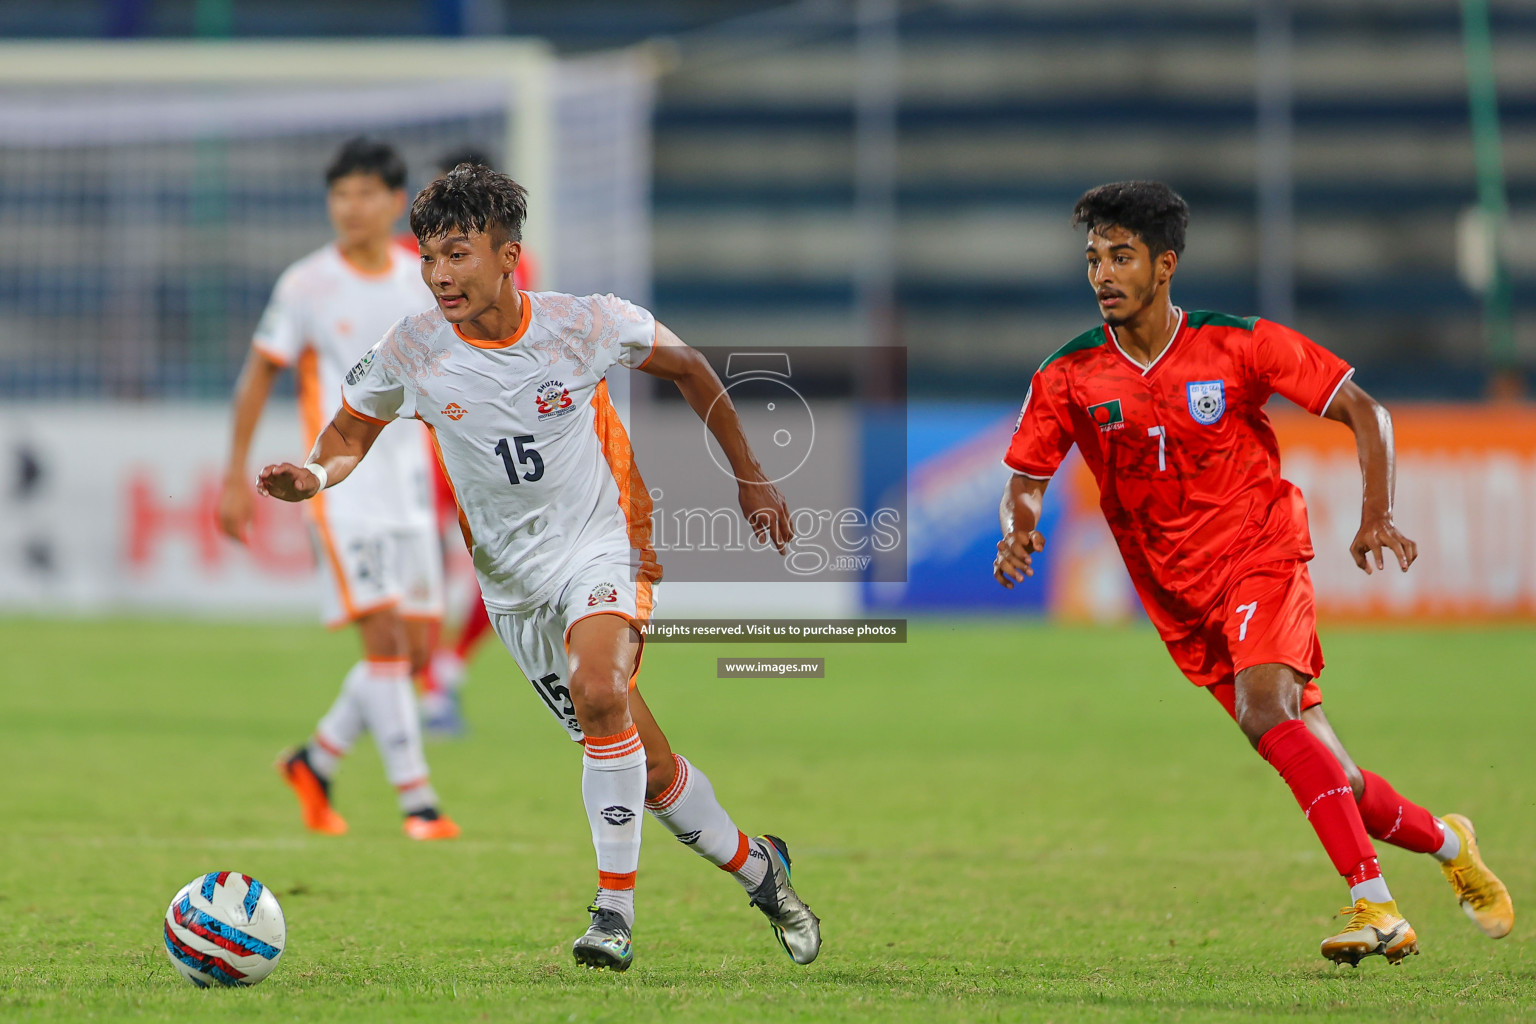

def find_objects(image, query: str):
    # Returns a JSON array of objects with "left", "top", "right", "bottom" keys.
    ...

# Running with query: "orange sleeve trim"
[
  {"left": 340, "top": 394, "right": 392, "bottom": 427},
  {"left": 720, "top": 831, "right": 751, "bottom": 873},
  {"left": 598, "top": 870, "right": 637, "bottom": 891},
  {"left": 632, "top": 320, "right": 659, "bottom": 371},
  {"left": 251, "top": 342, "right": 293, "bottom": 368}
]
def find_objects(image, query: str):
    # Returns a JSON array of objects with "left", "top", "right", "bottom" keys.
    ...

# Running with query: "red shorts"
[{"left": 1163, "top": 560, "right": 1325, "bottom": 719}]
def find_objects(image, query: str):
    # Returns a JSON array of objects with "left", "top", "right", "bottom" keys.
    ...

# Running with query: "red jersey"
[{"left": 1003, "top": 309, "right": 1353, "bottom": 639}]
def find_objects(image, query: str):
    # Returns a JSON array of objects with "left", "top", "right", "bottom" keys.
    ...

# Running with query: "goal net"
[{"left": 0, "top": 41, "right": 656, "bottom": 400}]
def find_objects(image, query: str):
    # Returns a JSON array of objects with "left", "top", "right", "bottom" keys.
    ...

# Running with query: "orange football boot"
[
  {"left": 403, "top": 811, "right": 461, "bottom": 841},
  {"left": 276, "top": 748, "right": 348, "bottom": 836}
]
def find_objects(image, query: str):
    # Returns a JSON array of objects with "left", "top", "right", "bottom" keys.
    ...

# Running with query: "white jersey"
[
  {"left": 253, "top": 242, "right": 436, "bottom": 530},
  {"left": 340, "top": 290, "right": 662, "bottom": 611}
]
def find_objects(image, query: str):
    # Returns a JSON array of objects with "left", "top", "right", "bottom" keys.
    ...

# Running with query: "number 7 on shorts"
[{"left": 1234, "top": 601, "right": 1258, "bottom": 642}]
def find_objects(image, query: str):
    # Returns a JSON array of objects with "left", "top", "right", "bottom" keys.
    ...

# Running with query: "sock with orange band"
[
  {"left": 582, "top": 725, "right": 647, "bottom": 927},
  {"left": 645, "top": 754, "right": 769, "bottom": 891},
  {"left": 1258, "top": 719, "right": 1393, "bottom": 903},
  {"left": 308, "top": 661, "right": 369, "bottom": 779},
  {"left": 352, "top": 657, "right": 437, "bottom": 815}
]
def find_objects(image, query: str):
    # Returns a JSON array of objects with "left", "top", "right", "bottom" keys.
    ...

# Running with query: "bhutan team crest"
[
  {"left": 1186, "top": 380, "right": 1226, "bottom": 425},
  {"left": 535, "top": 379, "right": 575, "bottom": 419},
  {"left": 587, "top": 582, "right": 620, "bottom": 607}
]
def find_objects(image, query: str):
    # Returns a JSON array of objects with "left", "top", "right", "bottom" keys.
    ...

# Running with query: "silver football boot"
[
  {"left": 571, "top": 902, "right": 634, "bottom": 972},
  {"left": 747, "top": 834, "right": 822, "bottom": 964}
]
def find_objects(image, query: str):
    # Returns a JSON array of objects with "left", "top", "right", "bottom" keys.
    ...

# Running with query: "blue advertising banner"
[{"left": 863, "top": 403, "right": 1059, "bottom": 613}]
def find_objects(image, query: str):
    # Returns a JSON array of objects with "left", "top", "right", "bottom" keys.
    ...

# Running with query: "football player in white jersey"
[
  {"left": 218, "top": 138, "right": 459, "bottom": 842},
  {"left": 256, "top": 165, "right": 821, "bottom": 971}
]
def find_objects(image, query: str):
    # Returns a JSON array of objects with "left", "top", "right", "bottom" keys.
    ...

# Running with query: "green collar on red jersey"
[
  {"left": 1186, "top": 310, "right": 1259, "bottom": 331},
  {"left": 1038, "top": 325, "right": 1108, "bottom": 373}
]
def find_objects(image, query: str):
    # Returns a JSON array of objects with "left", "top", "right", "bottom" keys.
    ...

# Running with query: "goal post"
[{"left": 0, "top": 39, "right": 656, "bottom": 398}]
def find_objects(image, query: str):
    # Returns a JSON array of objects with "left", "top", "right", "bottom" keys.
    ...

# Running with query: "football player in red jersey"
[{"left": 995, "top": 181, "right": 1513, "bottom": 965}]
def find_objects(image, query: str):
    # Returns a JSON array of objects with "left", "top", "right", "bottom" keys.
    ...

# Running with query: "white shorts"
[
  {"left": 487, "top": 559, "right": 656, "bottom": 741},
  {"left": 309, "top": 513, "right": 445, "bottom": 628}
]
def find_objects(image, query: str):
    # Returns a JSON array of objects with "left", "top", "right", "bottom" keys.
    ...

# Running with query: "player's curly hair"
[
  {"left": 410, "top": 163, "right": 528, "bottom": 248},
  {"left": 1071, "top": 181, "right": 1188, "bottom": 257},
  {"left": 326, "top": 137, "right": 407, "bottom": 191}
]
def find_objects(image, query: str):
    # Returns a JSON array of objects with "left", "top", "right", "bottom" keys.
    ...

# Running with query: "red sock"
[
  {"left": 1356, "top": 769, "right": 1444, "bottom": 855},
  {"left": 454, "top": 596, "right": 492, "bottom": 660},
  {"left": 1257, "top": 720, "right": 1378, "bottom": 880}
]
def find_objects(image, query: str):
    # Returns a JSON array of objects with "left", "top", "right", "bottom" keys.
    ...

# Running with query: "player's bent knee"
[
  {"left": 568, "top": 667, "right": 630, "bottom": 728},
  {"left": 1233, "top": 694, "right": 1296, "bottom": 746}
]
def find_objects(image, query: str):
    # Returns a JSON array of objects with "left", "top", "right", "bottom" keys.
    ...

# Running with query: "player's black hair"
[
  {"left": 436, "top": 146, "right": 495, "bottom": 176},
  {"left": 1071, "top": 181, "right": 1188, "bottom": 257},
  {"left": 325, "top": 137, "right": 408, "bottom": 191},
  {"left": 410, "top": 163, "right": 528, "bottom": 247}
]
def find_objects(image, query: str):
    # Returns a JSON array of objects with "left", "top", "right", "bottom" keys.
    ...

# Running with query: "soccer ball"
[{"left": 161, "top": 872, "right": 286, "bottom": 987}]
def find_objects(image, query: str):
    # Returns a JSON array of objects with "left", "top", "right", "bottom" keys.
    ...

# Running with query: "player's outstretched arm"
[
  {"left": 256, "top": 406, "right": 386, "bottom": 503},
  {"left": 1323, "top": 379, "right": 1418, "bottom": 574},
  {"left": 218, "top": 349, "right": 285, "bottom": 542},
  {"left": 994, "top": 473, "right": 1049, "bottom": 588},
  {"left": 638, "top": 323, "right": 793, "bottom": 554}
]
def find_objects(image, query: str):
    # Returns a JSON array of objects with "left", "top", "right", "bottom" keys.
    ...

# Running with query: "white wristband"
[{"left": 303, "top": 462, "right": 329, "bottom": 494}]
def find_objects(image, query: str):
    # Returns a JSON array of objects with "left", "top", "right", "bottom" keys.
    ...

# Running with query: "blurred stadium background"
[{"left": 0, "top": 0, "right": 1533, "bottom": 624}]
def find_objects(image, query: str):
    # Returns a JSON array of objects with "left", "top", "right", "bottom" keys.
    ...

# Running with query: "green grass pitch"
[{"left": 0, "top": 618, "right": 1531, "bottom": 1022}]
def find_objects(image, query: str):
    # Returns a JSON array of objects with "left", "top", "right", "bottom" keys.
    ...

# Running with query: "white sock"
[
  {"left": 1350, "top": 875, "right": 1393, "bottom": 904},
  {"left": 310, "top": 661, "right": 369, "bottom": 778},
  {"left": 352, "top": 657, "right": 434, "bottom": 813},
  {"left": 1432, "top": 819, "right": 1462, "bottom": 863},
  {"left": 397, "top": 780, "right": 440, "bottom": 816},
  {"left": 645, "top": 754, "right": 769, "bottom": 891},
  {"left": 582, "top": 725, "right": 646, "bottom": 927}
]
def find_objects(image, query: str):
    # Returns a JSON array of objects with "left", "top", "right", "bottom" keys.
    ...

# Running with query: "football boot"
[
  {"left": 747, "top": 834, "right": 822, "bottom": 965},
  {"left": 571, "top": 903, "right": 633, "bottom": 972},
  {"left": 1440, "top": 814, "right": 1514, "bottom": 939},
  {"left": 403, "top": 808, "right": 461, "bottom": 841},
  {"left": 276, "top": 746, "right": 347, "bottom": 836},
  {"left": 1321, "top": 898, "right": 1418, "bottom": 966}
]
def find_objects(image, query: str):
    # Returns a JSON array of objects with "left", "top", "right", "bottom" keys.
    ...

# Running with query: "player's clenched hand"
[
  {"left": 994, "top": 529, "right": 1046, "bottom": 588},
  {"left": 256, "top": 462, "right": 322, "bottom": 503},
  {"left": 216, "top": 474, "right": 256, "bottom": 543},
  {"left": 1350, "top": 512, "right": 1417, "bottom": 575},
  {"left": 738, "top": 477, "right": 793, "bottom": 555}
]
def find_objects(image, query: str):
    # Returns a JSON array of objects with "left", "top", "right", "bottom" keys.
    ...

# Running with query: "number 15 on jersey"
[{"left": 494, "top": 435, "right": 544, "bottom": 484}]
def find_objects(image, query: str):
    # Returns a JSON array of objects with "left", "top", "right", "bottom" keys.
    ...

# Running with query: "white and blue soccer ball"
[{"left": 162, "top": 872, "right": 286, "bottom": 987}]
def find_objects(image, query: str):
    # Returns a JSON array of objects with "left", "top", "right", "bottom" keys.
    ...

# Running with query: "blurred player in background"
[
  {"left": 400, "top": 146, "right": 540, "bottom": 737},
  {"left": 256, "top": 165, "right": 821, "bottom": 972},
  {"left": 995, "top": 181, "right": 1513, "bottom": 966},
  {"left": 217, "top": 137, "right": 459, "bottom": 841}
]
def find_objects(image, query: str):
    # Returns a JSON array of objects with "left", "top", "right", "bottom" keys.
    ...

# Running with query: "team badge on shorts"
[
  {"left": 1186, "top": 380, "right": 1226, "bottom": 425},
  {"left": 345, "top": 350, "right": 375, "bottom": 385},
  {"left": 587, "top": 582, "right": 619, "bottom": 606}
]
